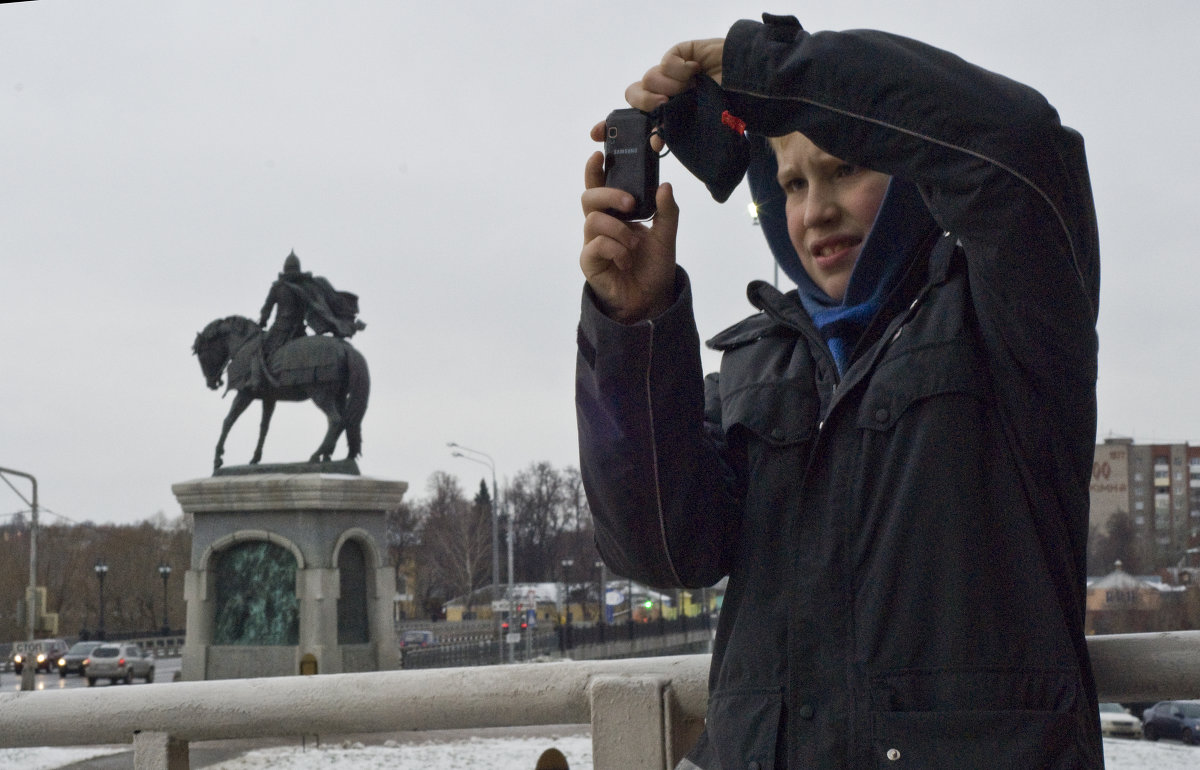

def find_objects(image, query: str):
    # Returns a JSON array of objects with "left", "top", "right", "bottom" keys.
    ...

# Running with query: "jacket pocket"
[
  {"left": 869, "top": 667, "right": 1081, "bottom": 769},
  {"left": 721, "top": 379, "right": 817, "bottom": 447},
  {"left": 870, "top": 709, "right": 1076, "bottom": 768},
  {"left": 855, "top": 338, "right": 988, "bottom": 432},
  {"left": 707, "top": 687, "right": 783, "bottom": 770}
]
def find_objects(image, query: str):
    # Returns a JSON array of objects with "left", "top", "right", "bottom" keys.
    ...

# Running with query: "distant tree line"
[
  {"left": 1, "top": 460, "right": 598, "bottom": 639},
  {"left": 389, "top": 461, "right": 601, "bottom": 620},
  {"left": 0, "top": 512, "right": 190, "bottom": 642}
]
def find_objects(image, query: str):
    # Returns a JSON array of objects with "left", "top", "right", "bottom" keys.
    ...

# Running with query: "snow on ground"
[
  {"left": 197, "top": 737, "right": 1200, "bottom": 770},
  {"left": 1, "top": 736, "right": 1196, "bottom": 769},
  {"left": 1103, "top": 737, "right": 1200, "bottom": 769},
  {"left": 0, "top": 746, "right": 126, "bottom": 770},
  {"left": 205, "top": 734, "right": 592, "bottom": 770}
]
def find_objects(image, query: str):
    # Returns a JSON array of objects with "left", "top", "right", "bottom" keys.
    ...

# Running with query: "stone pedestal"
[{"left": 172, "top": 473, "right": 407, "bottom": 681}]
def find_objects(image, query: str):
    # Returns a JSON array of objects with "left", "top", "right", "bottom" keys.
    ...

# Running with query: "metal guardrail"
[
  {"left": 399, "top": 620, "right": 714, "bottom": 669},
  {"left": 1, "top": 631, "right": 1198, "bottom": 769}
]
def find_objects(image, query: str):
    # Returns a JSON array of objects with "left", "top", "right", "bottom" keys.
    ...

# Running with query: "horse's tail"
[{"left": 343, "top": 345, "right": 370, "bottom": 459}]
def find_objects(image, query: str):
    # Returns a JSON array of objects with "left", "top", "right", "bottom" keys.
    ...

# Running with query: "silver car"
[{"left": 84, "top": 643, "right": 155, "bottom": 686}]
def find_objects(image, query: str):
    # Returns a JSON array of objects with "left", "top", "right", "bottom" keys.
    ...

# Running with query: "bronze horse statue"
[{"left": 192, "top": 315, "right": 369, "bottom": 471}]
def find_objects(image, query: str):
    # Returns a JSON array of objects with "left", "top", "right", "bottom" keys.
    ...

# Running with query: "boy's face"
[{"left": 772, "top": 133, "right": 890, "bottom": 302}]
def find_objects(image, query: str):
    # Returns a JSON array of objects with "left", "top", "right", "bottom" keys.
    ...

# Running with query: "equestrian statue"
[{"left": 192, "top": 252, "right": 369, "bottom": 472}]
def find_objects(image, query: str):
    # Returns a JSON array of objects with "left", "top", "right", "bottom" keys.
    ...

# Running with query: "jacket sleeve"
[
  {"left": 575, "top": 267, "right": 741, "bottom": 589},
  {"left": 722, "top": 16, "right": 1099, "bottom": 386}
]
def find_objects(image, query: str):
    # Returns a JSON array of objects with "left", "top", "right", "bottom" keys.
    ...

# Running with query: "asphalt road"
[
  {"left": 2, "top": 656, "right": 181, "bottom": 692},
  {"left": 2, "top": 658, "right": 303, "bottom": 770}
]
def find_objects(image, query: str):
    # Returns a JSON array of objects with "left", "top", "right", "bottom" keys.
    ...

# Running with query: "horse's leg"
[
  {"left": 251, "top": 399, "right": 275, "bottom": 465},
  {"left": 342, "top": 347, "right": 369, "bottom": 460},
  {"left": 308, "top": 386, "right": 344, "bottom": 463},
  {"left": 215, "top": 391, "right": 255, "bottom": 471},
  {"left": 344, "top": 416, "right": 361, "bottom": 461}
]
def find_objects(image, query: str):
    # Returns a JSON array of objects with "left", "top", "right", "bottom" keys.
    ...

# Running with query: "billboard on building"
[{"left": 1091, "top": 443, "right": 1130, "bottom": 532}]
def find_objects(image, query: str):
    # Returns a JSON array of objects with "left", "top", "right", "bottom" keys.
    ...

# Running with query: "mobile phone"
[{"left": 604, "top": 108, "right": 658, "bottom": 221}]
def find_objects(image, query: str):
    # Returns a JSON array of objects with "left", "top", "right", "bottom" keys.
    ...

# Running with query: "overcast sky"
[{"left": 2, "top": 0, "right": 1198, "bottom": 527}]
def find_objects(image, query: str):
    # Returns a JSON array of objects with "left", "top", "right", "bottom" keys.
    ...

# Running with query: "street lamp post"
[
  {"left": 595, "top": 559, "right": 607, "bottom": 623},
  {"left": 158, "top": 563, "right": 172, "bottom": 635},
  {"left": 559, "top": 558, "right": 574, "bottom": 623},
  {"left": 447, "top": 442, "right": 502, "bottom": 663},
  {"left": 559, "top": 558, "right": 575, "bottom": 653},
  {"left": 94, "top": 559, "right": 108, "bottom": 640}
]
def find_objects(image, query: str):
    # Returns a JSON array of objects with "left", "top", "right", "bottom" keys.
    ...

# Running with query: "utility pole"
[
  {"left": 1, "top": 466, "right": 38, "bottom": 692},
  {"left": 1, "top": 467, "right": 38, "bottom": 642}
]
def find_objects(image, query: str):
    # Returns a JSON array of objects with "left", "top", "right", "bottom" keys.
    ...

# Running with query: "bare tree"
[
  {"left": 418, "top": 471, "right": 491, "bottom": 616},
  {"left": 0, "top": 514, "right": 191, "bottom": 640},
  {"left": 0, "top": 521, "right": 30, "bottom": 640},
  {"left": 507, "top": 462, "right": 569, "bottom": 582},
  {"left": 562, "top": 466, "right": 591, "bottom": 534},
  {"left": 1090, "top": 509, "right": 1144, "bottom": 576},
  {"left": 386, "top": 500, "right": 422, "bottom": 569}
]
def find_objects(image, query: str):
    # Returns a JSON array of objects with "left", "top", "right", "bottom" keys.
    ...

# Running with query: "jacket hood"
[
  {"left": 745, "top": 135, "right": 939, "bottom": 303},
  {"left": 655, "top": 81, "right": 939, "bottom": 307}
]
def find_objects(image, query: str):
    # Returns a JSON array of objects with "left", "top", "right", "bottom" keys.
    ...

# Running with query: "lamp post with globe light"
[
  {"left": 595, "top": 559, "right": 607, "bottom": 623},
  {"left": 94, "top": 559, "right": 108, "bottom": 640},
  {"left": 158, "top": 563, "right": 172, "bottom": 635}
]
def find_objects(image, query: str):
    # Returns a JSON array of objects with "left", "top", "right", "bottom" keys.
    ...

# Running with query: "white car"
[
  {"left": 1099, "top": 702, "right": 1143, "bottom": 739},
  {"left": 84, "top": 643, "right": 155, "bottom": 686}
]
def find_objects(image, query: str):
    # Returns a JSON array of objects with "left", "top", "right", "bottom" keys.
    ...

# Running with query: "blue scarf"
[{"left": 793, "top": 178, "right": 938, "bottom": 374}]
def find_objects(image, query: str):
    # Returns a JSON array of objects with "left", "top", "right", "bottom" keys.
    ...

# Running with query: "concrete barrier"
[{"left": 0, "top": 632, "right": 1198, "bottom": 769}]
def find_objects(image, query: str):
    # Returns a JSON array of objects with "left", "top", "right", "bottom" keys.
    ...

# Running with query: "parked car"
[
  {"left": 400, "top": 630, "right": 436, "bottom": 648},
  {"left": 56, "top": 641, "right": 104, "bottom": 677},
  {"left": 1099, "top": 702, "right": 1143, "bottom": 739},
  {"left": 10, "top": 638, "right": 69, "bottom": 674},
  {"left": 84, "top": 643, "right": 155, "bottom": 686},
  {"left": 1142, "top": 700, "right": 1200, "bottom": 744}
]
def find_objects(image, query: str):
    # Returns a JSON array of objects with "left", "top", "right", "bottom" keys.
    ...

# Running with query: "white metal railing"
[{"left": 2, "top": 632, "right": 1199, "bottom": 770}]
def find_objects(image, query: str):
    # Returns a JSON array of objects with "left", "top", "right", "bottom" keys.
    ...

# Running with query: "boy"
[{"left": 577, "top": 14, "right": 1101, "bottom": 769}]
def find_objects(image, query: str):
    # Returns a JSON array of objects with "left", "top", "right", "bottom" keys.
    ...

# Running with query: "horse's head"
[{"left": 193, "top": 319, "right": 231, "bottom": 390}]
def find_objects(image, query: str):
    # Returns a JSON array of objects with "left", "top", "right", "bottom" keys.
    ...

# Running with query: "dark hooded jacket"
[{"left": 575, "top": 14, "right": 1101, "bottom": 770}]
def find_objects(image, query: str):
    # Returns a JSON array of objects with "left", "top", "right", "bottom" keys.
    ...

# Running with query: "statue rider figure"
[{"left": 248, "top": 251, "right": 366, "bottom": 389}]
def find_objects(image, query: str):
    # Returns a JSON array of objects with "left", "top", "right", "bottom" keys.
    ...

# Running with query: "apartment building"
[{"left": 1091, "top": 437, "right": 1200, "bottom": 568}]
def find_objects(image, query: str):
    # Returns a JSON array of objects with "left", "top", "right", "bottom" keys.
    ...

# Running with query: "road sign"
[
  {"left": 506, "top": 632, "right": 521, "bottom": 644},
  {"left": 605, "top": 590, "right": 624, "bottom": 606}
]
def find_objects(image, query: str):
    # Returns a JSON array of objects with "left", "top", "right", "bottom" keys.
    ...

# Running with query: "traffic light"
[{"left": 643, "top": 599, "right": 653, "bottom": 609}]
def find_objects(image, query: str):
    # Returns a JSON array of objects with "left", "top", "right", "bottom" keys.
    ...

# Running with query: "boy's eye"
[{"left": 782, "top": 177, "right": 807, "bottom": 193}]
